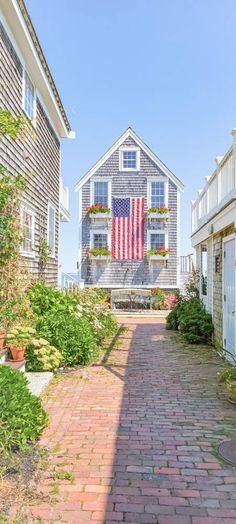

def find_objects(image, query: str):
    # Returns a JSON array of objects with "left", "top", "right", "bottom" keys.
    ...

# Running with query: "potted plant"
[
  {"left": 218, "top": 366, "right": 236, "bottom": 405},
  {"left": 5, "top": 325, "right": 36, "bottom": 362},
  {"left": 88, "top": 247, "right": 112, "bottom": 260}
]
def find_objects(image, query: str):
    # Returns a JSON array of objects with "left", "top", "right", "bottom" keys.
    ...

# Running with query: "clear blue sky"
[{"left": 27, "top": 0, "right": 236, "bottom": 273}]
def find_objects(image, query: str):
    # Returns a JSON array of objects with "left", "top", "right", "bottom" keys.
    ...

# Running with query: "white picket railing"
[{"left": 192, "top": 141, "right": 236, "bottom": 234}]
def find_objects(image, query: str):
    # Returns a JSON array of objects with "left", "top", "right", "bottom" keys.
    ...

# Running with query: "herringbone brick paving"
[{"left": 23, "top": 319, "right": 236, "bottom": 523}]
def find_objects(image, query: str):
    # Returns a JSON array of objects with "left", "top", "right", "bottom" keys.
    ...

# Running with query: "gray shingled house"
[
  {"left": 75, "top": 128, "right": 184, "bottom": 290},
  {"left": 0, "top": 0, "right": 74, "bottom": 284}
]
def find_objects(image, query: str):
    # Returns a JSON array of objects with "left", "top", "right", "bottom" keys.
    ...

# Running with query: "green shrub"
[
  {"left": 166, "top": 302, "right": 182, "bottom": 330},
  {"left": 36, "top": 311, "right": 98, "bottom": 366},
  {"left": 166, "top": 297, "right": 213, "bottom": 344},
  {"left": 218, "top": 366, "right": 236, "bottom": 383},
  {"left": 28, "top": 282, "right": 118, "bottom": 366},
  {"left": 0, "top": 365, "right": 48, "bottom": 454},
  {"left": 25, "top": 338, "right": 62, "bottom": 371}
]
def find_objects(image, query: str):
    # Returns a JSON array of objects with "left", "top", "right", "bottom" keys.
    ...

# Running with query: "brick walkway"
[{"left": 24, "top": 319, "right": 236, "bottom": 523}]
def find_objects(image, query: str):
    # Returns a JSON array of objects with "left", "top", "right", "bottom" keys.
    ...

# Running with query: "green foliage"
[
  {"left": 0, "top": 109, "right": 29, "bottom": 140},
  {"left": 151, "top": 288, "right": 166, "bottom": 310},
  {"left": 89, "top": 247, "right": 111, "bottom": 256},
  {"left": 25, "top": 338, "right": 62, "bottom": 371},
  {"left": 0, "top": 365, "right": 48, "bottom": 454},
  {"left": 36, "top": 311, "right": 97, "bottom": 366},
  {"left": 6, "top": 325, "right": 36, "bottom": 347},
  {"left": 166, "top": 297, "right": 213, "bottom": 344},
  {"left": 219, "top": 366, "right": 236, "bottom": 383},
  {"left": 147, "top": 248, "right": 170, "bottom": 257},
  {"left": 38, "top": 239, "right": 51, "bottom": 277},
  {"left": 27, "top": 282, "right": 118, "bottom": 367},
  {"left": 86, "top": 204, "right": 110, "bottom": 214}
]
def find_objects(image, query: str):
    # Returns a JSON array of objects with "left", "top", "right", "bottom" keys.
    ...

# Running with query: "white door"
[{"left": 223, "top": 237, "right": 235, "bottom": 357}]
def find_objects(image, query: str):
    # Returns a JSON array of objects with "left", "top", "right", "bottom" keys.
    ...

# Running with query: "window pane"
[
  {"left": 201, "top": 246, "right": 208, "bottom": 296},
  {"left": 93, "top": 234, "right": 108, "bottom": 248},
  {"left": 94, "top": 181, "right": 108, "bottom": 206},
  {"left": 24, "top": 71, "right": 35, "bottom": 119},
  {"left": 22, "top": 209, "right": 33, "bottom": 253},
  {"left": 151, "top": 181, "right": 165, "bottom": 207},
  {"left": 48, "top": 206, "right": 55, "bottom": 253},
  {"left": 150, "top": 234, "right": 165, "bottom": 250},
  {"left": 122, "top": 151, "right": 137, "bottom": 169}
]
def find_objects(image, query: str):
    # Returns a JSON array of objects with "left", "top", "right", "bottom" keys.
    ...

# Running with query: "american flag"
[{"left": 112, "top": 197, "right": 145, "bottom": 260}]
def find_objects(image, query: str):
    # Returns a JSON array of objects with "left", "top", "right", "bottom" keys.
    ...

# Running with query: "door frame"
[{"left": 222, "top": 233, "right": 236, "bottom": 355}]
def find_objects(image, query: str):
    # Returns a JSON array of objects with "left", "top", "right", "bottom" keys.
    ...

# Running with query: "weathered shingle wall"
[
  {"left": 0, "top": 21, "right": 60, "bottom": 284},
  {"left": 81, "top": 136, "right": 179, "bottom": 288}
]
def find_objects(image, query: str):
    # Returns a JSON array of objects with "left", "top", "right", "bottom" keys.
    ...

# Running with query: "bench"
[{"left": 111, "top": 289, "right": 153, "bottom": 310}]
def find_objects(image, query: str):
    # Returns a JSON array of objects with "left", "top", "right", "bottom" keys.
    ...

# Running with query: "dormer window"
[{"left": 119, "top": 147, "right": 140, "bottom": 171}]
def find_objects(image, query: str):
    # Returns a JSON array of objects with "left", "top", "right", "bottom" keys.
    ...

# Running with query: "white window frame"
[
  {"left": 47, "top": 202, "right": 56, "bottom": 257},
  {"left": 147, "top": 230, "right": 168, "bottom": 251},
  {"left": 90, "top": 177, "right": 112, "bottom": 208},
  {"left": 22, "top": 69, "right": 36, "bottom": 121},
  {"left": 90, "top": 229, "right": 111, "bottom": 250},
  {"left": 119, "top": 146, "right": 140, "bottom": 172},
  {"left": 147, "top": 176, "right": 169, "bottom": 208},
  {"left": 21, "top": 205, "right": 35, "bottom": 258}
]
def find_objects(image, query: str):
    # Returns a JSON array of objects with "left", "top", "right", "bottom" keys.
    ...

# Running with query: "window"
[
  {"left": 201, "top": 246, "right": 208, "bottom": 296},
  {"left": 119, "top": 148, "right": 140, "bottom": 171},
  {"left": 94, "top": 181, "right": 108, "bottom": 206},
  {"left": 21, "top": 208, "right": 35, "bottom": 256},
  {"left": 150, "top": 181, "right": 165, "bottom": 207},
  {"left": 123, "top": 150, "right": 137, "bottom": 169},
  {"left": 48, "top": 204, "right": 56, "bottom": 256},
  {"left": 150, "top": 233, "right": 166, "bottom": 250},
  {"left": 93, "top": 233, "right": 108, "bottom": 249},
  {"left": 24, "top": 71, "right": 35, "bottom": 119}
]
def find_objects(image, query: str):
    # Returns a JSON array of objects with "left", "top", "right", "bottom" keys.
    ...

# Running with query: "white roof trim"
[{"left": 75, "top": 127, "right": 184, "bottom": 192}]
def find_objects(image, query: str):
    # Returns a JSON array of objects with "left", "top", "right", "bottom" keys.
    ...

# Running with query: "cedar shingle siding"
[
  {"left": 80, "top": 136, "right": 179, "bottom": 288},
  {"left": 0, "top": 21, "right": 60, "bottom": 284}
]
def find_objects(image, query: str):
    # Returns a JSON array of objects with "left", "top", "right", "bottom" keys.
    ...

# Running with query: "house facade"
[
  {"left": 191, "top": 129, "right": 236, "bottom": 357},
  {"left": 76, "top": 128, "right": 184, "bottom": 289},
  {"left": 0, "top": 0, "right": 73, "bottom": 284}
]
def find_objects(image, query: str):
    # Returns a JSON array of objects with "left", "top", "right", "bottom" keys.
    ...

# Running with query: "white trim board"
[{"left": 75, "top": 127, "right": 184, "bottom": 192}]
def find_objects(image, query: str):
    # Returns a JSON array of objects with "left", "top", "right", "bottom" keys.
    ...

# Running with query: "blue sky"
[{"left": 27, "top": 0, "right": 236, "bottom": 273}]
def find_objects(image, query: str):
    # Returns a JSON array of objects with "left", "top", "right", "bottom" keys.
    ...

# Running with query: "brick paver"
[{"left": 24, "top": 319, "right": 236, "bottom": 523}]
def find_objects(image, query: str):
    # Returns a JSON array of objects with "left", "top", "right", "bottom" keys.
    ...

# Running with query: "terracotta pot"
[
  {"left": 0, "top": 332, "right": 6, "bottom": 350},
  {"left": 8, "top": 344, "right": 25, "bottom": 362}
]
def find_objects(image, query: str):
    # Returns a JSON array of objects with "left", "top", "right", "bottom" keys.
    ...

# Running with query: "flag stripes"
[{"left": 112, "top": 197, "right": 144, "bottom": 260}]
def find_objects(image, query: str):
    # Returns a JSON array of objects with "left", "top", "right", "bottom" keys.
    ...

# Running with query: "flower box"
[
  {"left": 90, "top": 255, "right": 112, "bottom": 261},
  {"left": 148, "top": 212, "right": 170, "bottom": 221},
  {"left": 148, "top": 254, "right": 169, "bottom": 261},
  {"left": 89, "top": 212, "right": 111, "bottom": 222}
]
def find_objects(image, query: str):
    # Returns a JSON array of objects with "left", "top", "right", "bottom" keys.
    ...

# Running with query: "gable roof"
[{"left": 75, "top": 127, "right": 184, "bottom": 192}]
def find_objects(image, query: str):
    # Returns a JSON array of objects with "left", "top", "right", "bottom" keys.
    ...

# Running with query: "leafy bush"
[
  {"left": 218, "top": 366, "right": 236, "bottom": 383},
  {"left": 0, "top": 365, "right": 48, "bottom": 454},
  {"left": 27, "top": 282, "right": 118, "bottom": 367},
  {"left": 26, "top": 338, "right": 62, "bottom": 371},
  {"left": 36, "top": 311, "right": 97, "bottom": 366},
  {"left": 166, "top": 297, "right": 213, "bottom": 344}
]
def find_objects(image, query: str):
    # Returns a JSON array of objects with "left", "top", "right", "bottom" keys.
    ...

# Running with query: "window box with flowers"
[
  {"left": 147, "top": 247, "right": 170, "bottom": 262},
  {"left": 147, "top": 206, "right": 171, "bottom": 221},
  {"left": 88, "top": 247, "right": 112, "bottom": 260},
  {"left": 87, "top": 204, "right": 111, "bottom": 223}
]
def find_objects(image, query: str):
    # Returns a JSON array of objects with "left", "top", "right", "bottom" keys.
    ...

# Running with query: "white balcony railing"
[
  {"left": 59, "top": 177, "right": 70, "bottom": 222},
  {"left": 191, "top": 130, "right": 236, "bottom": 234}
]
